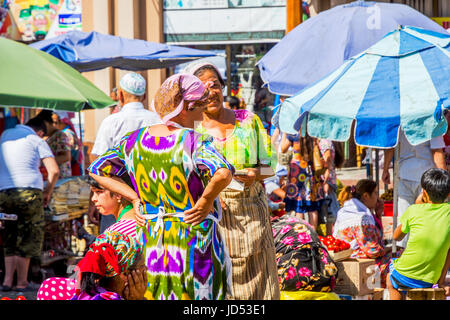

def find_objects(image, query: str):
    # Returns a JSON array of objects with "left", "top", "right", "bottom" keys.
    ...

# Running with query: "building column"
[
  {"left": 81, "top": 0, "right": 114, "bottom": 145},
  {"left": 113, "top": 0, "right": 141, "bottom": 96},
  {"left": 145, "top": 0, "right": 166, "bottom": 105}
]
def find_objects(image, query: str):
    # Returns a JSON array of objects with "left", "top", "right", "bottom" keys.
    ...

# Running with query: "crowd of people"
[{"left": 0, "top": 61, "right": 449, "bottom": 300}]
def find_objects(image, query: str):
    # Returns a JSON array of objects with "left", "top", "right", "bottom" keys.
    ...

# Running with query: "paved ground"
[{"left": 0, "top": 283, "right": 39, "bottom": 300}]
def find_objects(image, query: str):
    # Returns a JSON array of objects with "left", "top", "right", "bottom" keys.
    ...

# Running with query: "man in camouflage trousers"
[{"left": 0, "top": 116, "right": 59, "bottom": 292}]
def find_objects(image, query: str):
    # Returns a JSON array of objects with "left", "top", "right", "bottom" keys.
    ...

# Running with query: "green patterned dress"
[{"left": 88, "top": 127, "right": 234, "bottom": 300}]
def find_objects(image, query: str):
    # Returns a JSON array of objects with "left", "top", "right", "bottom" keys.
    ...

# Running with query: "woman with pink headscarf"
[{"left": 88, "top": 74, "right": 235, "bottom": 300}]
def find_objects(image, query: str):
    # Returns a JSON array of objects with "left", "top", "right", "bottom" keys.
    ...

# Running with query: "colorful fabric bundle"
[{"left": 272, "top": 215, "right": 338, "bottom": 292}]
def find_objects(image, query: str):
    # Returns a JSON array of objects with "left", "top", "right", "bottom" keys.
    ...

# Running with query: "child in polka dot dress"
[
  {"left": 37, "top": 277, "right": 77, "bottom": 300},
  {"left": 37, "top": 231, "right": 147, "bottom": 300}
]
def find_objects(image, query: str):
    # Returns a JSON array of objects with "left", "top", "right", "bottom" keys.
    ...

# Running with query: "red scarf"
[{"left": 76, "top": 243, "right": 120, "bottom": 277}]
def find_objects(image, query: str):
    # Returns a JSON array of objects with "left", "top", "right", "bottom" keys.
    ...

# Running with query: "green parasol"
[{"left": 0, "top": 37, "right": 115, "bottom": 111}]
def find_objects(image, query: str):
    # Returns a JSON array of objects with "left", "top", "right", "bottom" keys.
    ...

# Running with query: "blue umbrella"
[
  {"left": 257, "top": 1, "right": 446, "bottom": 96},
  {"left": 280, "top": 26, "right": 450, "bottom": 253},
  {"left": 279, "top": 26, "right": 450, "bottom": 149},
  {"left": 29, "top": 30, "right": 218, "bottom": 72}
]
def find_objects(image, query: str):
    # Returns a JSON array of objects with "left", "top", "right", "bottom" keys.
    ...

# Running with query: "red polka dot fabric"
[{"left": 37, "top": 277, "right": 77, "bottom": 300}]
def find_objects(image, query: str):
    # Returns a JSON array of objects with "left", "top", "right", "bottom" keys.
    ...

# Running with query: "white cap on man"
[{"left": 119, "top": 72, "right": 146, "bottom": 96}]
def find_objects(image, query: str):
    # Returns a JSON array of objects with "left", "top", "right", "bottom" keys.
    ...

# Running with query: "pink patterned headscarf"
[{"left": 150, "top": 73, "right": 207, "bottom": 125}]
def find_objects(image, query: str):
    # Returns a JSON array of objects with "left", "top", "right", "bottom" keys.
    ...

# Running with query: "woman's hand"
[
  {"left": 323, "top": 182, "right": 330, "bottom": 196},
  {"left": 183, "top": 196, "right": 215, "bottom": 226},
  {"left": 132, "top": 199, "right": 146, "bottom": 227},
  {"left": 375, "top": 198, "right": 384, "bottom": 218},
  {"left": 382, "top": 169, "right": 390, "bottom": 185},
  {"left": 87, "top": 199, "right": 100, "bottom": 225},
  {"left": 123, "top": 267, "right": 148, "bottom": 300},
  {"left": 383, "top": 246, "right": 392, "bottom": 255},
  {"left": 234, "top": 168, "right": 257, "bottom": 186},
  {"left": 219, "top": 196, "right": 228, "bottom": 212},
  {"left": 184, "top": 167, "right": 231, "bottom": 225}
]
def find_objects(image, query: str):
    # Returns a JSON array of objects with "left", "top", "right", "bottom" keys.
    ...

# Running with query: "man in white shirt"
[
  {"left": 90, "top": 72, "right": 161, "bottom": 159},
  {"left": 0, "top": 116, "right": 59, "bottom": 292},
  {"left": 382, "top": 130, "right": 446, "bottom": 248},
  {"left": 89, "top": 72, "right": 161, "bottom": 232}
]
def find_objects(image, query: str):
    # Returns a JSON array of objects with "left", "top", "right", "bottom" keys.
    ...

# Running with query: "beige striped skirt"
[{"left": 219, "top": 182, "right": 280, "bottom": 300}]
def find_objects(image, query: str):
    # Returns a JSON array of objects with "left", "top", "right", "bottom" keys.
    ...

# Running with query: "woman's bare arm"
[
  {"left": 280, "top": 133, "right": 292, "bottom": 154},
  {"left": 437, "top": 249, "right": 450, "bottom": 289},
  {"left": 393, "top": 224, "right": 406, "bottom": 241},
  {"left": 88, "top": 173, "right": 143, "bottom": 225},
  {"left": 184, "top": 168, "right": 232, "bottom": 225},
  {"left": 89, "top": 173, "right": 139, "bottom": 202}
]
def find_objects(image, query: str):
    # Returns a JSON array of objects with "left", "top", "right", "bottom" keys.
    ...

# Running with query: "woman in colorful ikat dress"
[
  {"left": 88, "top": 73, "right": 235, "bottom": 300},
  {"left": 185, "top": 61, "right": 280, "bottom": 300},
  {"left": 280, "top": 132, "right": 323, "bottom": 230}
]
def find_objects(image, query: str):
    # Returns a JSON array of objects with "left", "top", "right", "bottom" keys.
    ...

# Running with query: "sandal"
[
  {"left": 0, "top": 285, "right": 12, "bottom": 292},
  {"left": 14, "top": 285, "right": 35, "bottom": 292}
]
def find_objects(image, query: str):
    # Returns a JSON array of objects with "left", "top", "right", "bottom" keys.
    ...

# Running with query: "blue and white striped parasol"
[{"left": 279, "top": 26, "right": 450, "bottom": 148}]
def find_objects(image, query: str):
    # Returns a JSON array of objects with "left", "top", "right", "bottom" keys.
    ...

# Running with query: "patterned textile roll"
[{"left": 219, "top": 182, "right": 280, "bottom": 300}]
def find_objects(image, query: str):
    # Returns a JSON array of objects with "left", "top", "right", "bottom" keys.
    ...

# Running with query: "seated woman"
[
  {"left": 71, "top": 230, "right": 147, "bottom": 300},
  {"left": 333, "top": 179, "right": 401, "bottom": 287},
  {"left": 37, "top": 178, "right": 139, "bottom": 300},
  {"left": 37, "top": 230, "right": 146, "bottom": 300}
]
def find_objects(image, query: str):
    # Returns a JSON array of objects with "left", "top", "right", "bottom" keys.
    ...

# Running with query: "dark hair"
[
  {"left": 86, "top": 175, "right": 104, "bottom": 190},
  {"left": 421, "top": 168, "right": 450, "bottom": 203},
  {"left": 225, "top": 96, "right": 240, "bottom": 108},
  {"left": 80, "top": 272, "right": 102, "bottom": 296},
  {"left": 36, "top": 109, "right": 55, "bottom": 124},
  {"left": 333, "top": 141, "right": 345, "bottom": 168},
  {"left": 25, "top": 116, "right": 47, "bottom": 135},
  {"left": 338, "top": 179, "right": 377, "bottom": 204},
  {"left": 353, "top": 179, "right": 377, "bottom": 199},
  {"left": 193, "top": 65, "right": 225, "bottom": 87},
  {"left": 87, "top": 176, "right": 131, "bottom": 206}
]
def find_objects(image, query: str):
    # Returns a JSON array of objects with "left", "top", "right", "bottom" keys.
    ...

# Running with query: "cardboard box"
[
  {"left": 334, "top": 258, "right": 376, "bottom": 296},
  {"left": 406, "top": 288, "right": 446, "bottom": 300},
  {"left": 372, "top": 288, "right": 384, "bottom": 300},
  {"left": 382, "top": 216, "right": 393, "bottom": 241},
  {"left": 329, "top": 248, "right": 352, "bottom": 262}
]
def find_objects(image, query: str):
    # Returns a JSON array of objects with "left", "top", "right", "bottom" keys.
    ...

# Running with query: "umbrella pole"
[
  {"left": 392, "top": 140, "right": 400, "bottom": 254},
  {"left": 78, "top": 111, "right": 84, "bottom": 174},
  {"left": 375, "top": 150, "right": 379, "bottom": 196}
]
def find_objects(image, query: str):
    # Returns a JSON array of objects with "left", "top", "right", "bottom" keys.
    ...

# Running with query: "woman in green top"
[{"left": 184, "top": 62, "right": 280, "bottom": 300}]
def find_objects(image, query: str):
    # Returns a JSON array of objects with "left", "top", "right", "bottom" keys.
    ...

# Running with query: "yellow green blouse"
[{"left": 196, "top": 109, "right": 277, "bottom": 171}]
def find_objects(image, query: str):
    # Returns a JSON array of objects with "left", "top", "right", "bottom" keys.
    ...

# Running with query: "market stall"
[
  {"left": 276, "top": 25, "right": 450, "bottom": 300},
  {"left": 40, "top": 175, "right": 94, "bottom": 271},
  {"left": 0, "top": 35, "right": 114, "bottom": 282}
]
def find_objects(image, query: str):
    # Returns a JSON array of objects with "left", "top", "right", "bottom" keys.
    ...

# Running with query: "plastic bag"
[{"left": 280, "top": 291, "right": 341, "bottom": 300}]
